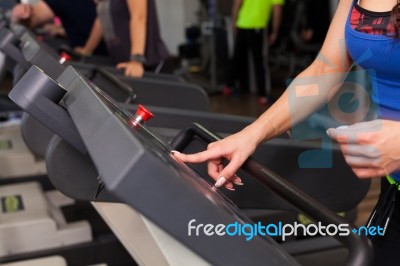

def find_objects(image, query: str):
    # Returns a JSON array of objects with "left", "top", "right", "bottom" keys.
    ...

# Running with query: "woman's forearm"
[
  {"left": 127, "top": 0, "right": 147, "bottom": 57},
  {"left": 248, "top": 58, "right": 351, "bottom": 145},
  {"left": 82, "top": 18, "right": 103, "bottom": 54},
  {"left": 248, "top": 0, "right": 354, "bottom": 145}
]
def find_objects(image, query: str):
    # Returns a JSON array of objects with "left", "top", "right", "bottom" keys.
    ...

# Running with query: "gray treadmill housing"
[
  {"left": 45, "top": 135, "right": 119, "bottom": 202},
  {"left": 15, "top": 28, "right": 209, "bottom": 111},
  {"left": 74, "top": 62, "right": 210, "bottom": 111},
  {"left": 71, "top": 61, "right": 184, "bottom": 83},
  {"left": 0, "top": 12, "right": 7, "bottom": 31},
  {"left": 0, "top": 27, "right": 30, "bottom": 70},
  {"left": 8, "top": 66, "right": 86, "bottom": 153},
  {"left": 20, "top": 112, "right": 55, "bottom": 158},
  {"left": 58, "top": 66, "right": 300, "bottom": 266},
  {"left": 19, "top": 31, "right": 65, "bottom": 78}
]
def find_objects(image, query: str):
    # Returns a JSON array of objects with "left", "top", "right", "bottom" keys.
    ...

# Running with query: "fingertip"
[
  {"left": 225, "top": 184, "right": 235, "bottom": 191},
  {"left": 171, "top": 150, "right": 185, "bottom": 160},
  {"left": 329, "top": 125, "right": 350, "bottom": 136},
  {"left": 116, "top": 63, "right": 127, "bottom": 69},
  {"left": 222, "top": 181, "right": 235, "bottom": 191},
  {"left": 326, "top": 128, "right": 332, "bottom": 137},
  {"left": 327, "top": 128, "right": 342, "bottom": 140}
]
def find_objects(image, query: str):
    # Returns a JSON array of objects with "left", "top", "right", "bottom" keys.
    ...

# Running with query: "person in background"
[
  {"left": 175, "top": 0, "right": 400, "bottom": 265},
  {"left": 224, "top": 0, "right": 284, "bottom": 105},
  {"left": 75, "top": 0, "right": 170, "bottom": 78},
  {"left": 11, "top": 0, "right": 108, "bottom": 56}
]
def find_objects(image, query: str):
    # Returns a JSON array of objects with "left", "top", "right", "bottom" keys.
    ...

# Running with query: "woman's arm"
[
  {"left": 268, "top": 4, "right": 283, "bottom": 46},
  {"left": 75, "top": 18, "right": 103, "bottom": 56},
  {"left": 11, "top": 1, "right": 55, "bottom": 28},
  {"left": 231, "top": 0, "right": 243, "bottom": 30},
  {"left": 174, "top": 0, "right": 354, "bottom": 188},
  {"left": 253, "top": 0, "right": 353, "bottom": 143},
  {"left": 116, "top": 0, "right": 147, "bottom": 77}
]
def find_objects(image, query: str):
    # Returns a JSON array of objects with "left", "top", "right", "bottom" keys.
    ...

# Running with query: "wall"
[
  {"left": 329, "top": 0, "right": 339, "bottom": 17},
  {"left": 155, "top": 0, "right": 200, "bottom": 55}
]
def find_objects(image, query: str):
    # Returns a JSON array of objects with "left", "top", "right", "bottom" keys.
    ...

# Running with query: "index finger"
[
  {"left": 327, "top": 127, "right": 354, "bottom": 144},
  {"left": 327, "top": 120, "right": 383, "bottom": 143},
  {"left": 327, "top": 125, "right": 366, "bottom": 144},
  {"left": 172, "top": 148, "right": 225, "bottom": 164},
  {"left": 116, "top": 63, "right": 127, "bottom": 70}
]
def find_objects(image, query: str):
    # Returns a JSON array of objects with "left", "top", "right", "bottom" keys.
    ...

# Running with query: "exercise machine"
[
  {"left": 6, "top": 65, "right": 373, "bottom": 265},
  {"left": 0, "top": 182, "right": 91, "bottom": 257}
]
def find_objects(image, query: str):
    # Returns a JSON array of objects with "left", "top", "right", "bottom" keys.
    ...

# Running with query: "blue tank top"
[
  {"left": 345, "top": 1, "right": 400, "bottom": 181},
  {"left": 346, "top": 2, "right": 400, "bottom": 119}
]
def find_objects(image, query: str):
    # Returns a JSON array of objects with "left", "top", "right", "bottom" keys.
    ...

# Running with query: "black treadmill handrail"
[
  {"left": 89, "top": 66, "right": 137, "bottom": 104},
  {"left": 170, "top": 123, "right": 373, "bottom": 266}
]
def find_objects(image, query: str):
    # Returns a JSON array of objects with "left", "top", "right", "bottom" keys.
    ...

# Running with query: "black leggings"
[
  {"left": 226, "top": 28, "right": 267, "bottom": 96},
  {"left": 371, "top": 178, "right": 400, "bottom": 265}
]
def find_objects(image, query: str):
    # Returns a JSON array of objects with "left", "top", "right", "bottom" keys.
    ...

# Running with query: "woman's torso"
[
  {"left": 44, "top": 0, "right": 108, "bottom": 55},
  {"left": 346, "top": 0, "right": 400, "bottom": 180},
  {"left": 97, "top": 0, "right": 169, "bottom": 66},
  {"left": 345, "top": 0, "right": 400, "bottom": 120}
]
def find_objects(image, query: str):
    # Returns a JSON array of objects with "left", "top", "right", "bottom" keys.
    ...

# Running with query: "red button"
[
  {"left": 59, "top": 52, "right": 71, "bottom": 64},
  {"left": 136, "top": 104, "right": 154, "bottom": 122}
]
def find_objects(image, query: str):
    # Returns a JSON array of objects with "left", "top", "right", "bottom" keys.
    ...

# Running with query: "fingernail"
[
  {"left": 226, "top": 187, "right": 235, "bottom": 191},
  {"left": 336, "top": 125, "right": 349, "bottom": 130},
  {"left": 326, "top": 129, "right": 330, "bottom": 137},
  {"left": 233, "top": 176, "right": 244, "bottom": 186},
  {"left": 170, "top": 150, "right": 181, "bottom": 155},
  {"left": 215, "top": 176, "right": 227, "bottom": 188}
]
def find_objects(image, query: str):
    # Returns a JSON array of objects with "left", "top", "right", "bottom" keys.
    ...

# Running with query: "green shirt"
[{"left": 236, "top": 0, "right": 285, "bottom": 29}]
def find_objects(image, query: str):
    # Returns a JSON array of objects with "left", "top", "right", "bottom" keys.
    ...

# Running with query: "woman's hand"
[
  {"left": 74, "top": 46, "right": 92, "bottom": 57},
  {"left": 268, "top": 31, "right": 278, "bottom": 46},
  {"left": 173, "top": 127, "right": 261, "bottom": 190},
  {"left": 327, "top": 120, "right": 400, "bottom": 179},
  {"left": 11, "top": 4, "right": 32, "bottom": 22},
  {"left": 116, "top": 61, "right": 144, "bottom": 77}
]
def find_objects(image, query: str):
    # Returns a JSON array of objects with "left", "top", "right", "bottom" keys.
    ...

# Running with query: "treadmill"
[
  {"left": 1, "top": 12, "right": 371, "bottom": 229},
  {"left": 6, "top": 65, "right": 373, "bottom": 266},
  {"left": 0, "top": 24, "right": 209, "bottom": 111}
]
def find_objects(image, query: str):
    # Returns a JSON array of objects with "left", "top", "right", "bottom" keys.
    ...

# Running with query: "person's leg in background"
[
  {"left": 248, "top": 28, "right": 268, "bottom": 104},
  {"left": 224, "top": 28, "right": 249, "bottom": 95}
]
